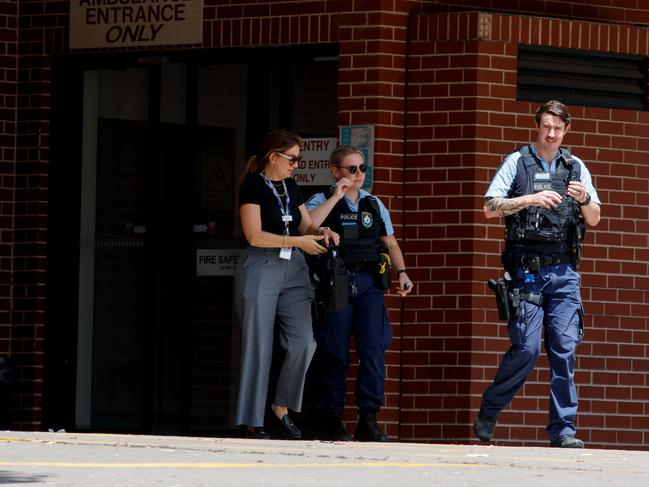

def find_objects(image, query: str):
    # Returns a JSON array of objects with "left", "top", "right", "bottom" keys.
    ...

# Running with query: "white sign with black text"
[
  {"left": 291, "top": 137, "right": 337, "bottom": 186},
  {"left": 70, "top": 0, "right": 203, "bottom": 50},
  {"left": 196, "top": 249, "right": 242, "bottom": 276}
]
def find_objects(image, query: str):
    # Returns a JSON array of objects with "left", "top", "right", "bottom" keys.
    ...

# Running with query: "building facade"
[{"left": 1, "top": 0, "right": 648, "bottom": 449}]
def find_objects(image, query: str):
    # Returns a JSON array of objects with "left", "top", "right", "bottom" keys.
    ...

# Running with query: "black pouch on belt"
[{"left": 328, "top": 253, "right": 349, "bottom": 312}]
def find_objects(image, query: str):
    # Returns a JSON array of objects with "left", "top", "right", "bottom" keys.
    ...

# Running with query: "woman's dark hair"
[
  {"left": 329, "top": 144, "right": 364, "bottom": 167},
  {"left": 535, "top": 100, "right": 571, "bottom": 127},
  {"left": 241, "top": 129, "right": 302, "bottom": 180}
]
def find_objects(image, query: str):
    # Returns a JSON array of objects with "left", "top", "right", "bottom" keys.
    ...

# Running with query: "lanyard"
[{"left": 261, "top": 172, "right": 291, "bottom": 234}]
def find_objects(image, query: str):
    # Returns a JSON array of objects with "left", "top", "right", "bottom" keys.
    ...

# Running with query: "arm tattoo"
[{"left": 485, "top": 197, "right": 526, "bottom": 217}]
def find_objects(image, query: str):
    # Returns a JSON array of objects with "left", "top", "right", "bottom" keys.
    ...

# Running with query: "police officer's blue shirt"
[
  {"left": 485, "top": 144, "right": 601, "bottom": 205},
  {"left": 306, "top": 188, "right": 395, "bottom": 236}
]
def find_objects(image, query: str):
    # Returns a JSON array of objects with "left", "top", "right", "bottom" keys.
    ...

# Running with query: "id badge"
[
  {"left": 282, "top": 215, "right": 293, "bottom": 222},
  {"left": 279, "top": 247, "right": 292, "bottom": 260}
]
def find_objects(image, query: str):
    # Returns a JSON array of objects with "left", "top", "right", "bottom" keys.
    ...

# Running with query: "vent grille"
[{"left": 517, "top": 45, "right": 647, "bottom": 110}]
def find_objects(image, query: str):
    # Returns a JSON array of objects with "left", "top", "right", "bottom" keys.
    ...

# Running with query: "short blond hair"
[{"left": 329, "top": 144, "right": 364, "bottom": 167}]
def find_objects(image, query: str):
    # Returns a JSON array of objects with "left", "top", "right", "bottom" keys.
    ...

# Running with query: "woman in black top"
[{"left": 235, "top": 129, "right": 339, "bottom": 439}]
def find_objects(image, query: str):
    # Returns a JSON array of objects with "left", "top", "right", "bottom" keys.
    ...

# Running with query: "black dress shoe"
[
  {"left": 241, "top": 426, "right": 271, "bottom": 440},
  {"left": 275, "top": 414, "right": 302, "bottom": 439},
  {"left": 550, "top": 435, "right": 585, "bottom": 448}
]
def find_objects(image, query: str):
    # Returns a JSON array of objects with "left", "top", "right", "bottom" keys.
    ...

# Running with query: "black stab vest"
[
  {"left": 504, "top": 146, "right": 582, "bottom": 253},
  {"left": 323, "top": 195, "right": 385, "bottom": 266}
]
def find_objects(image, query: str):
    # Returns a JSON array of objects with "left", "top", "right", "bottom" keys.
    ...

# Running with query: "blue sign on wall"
[{"left": 339, "top": 125, "right": 374, "bottom": 192}]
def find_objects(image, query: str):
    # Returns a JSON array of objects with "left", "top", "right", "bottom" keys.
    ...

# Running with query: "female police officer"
[
  {"left": 235, "top": 129, "right": 339, "bottom": 439},
  {"left": 306, "top": 144, "right": 413, "bottom": 441}
]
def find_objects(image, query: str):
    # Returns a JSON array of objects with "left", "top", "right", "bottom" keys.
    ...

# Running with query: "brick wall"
[
  {"left": 4, "top": 0, "right": 649, "bottom": 447},
  {"left": 430, "top": 0, "right": 649, "bottom": 25},
  {"left": 405, "top": 11, "right": 649, "bottom": 449},
  {"left": 203, "top": 0, "right": 341, "bottom": 47},
  {"left": 9, "top": 0, "right": 67, "bottom": 428}
]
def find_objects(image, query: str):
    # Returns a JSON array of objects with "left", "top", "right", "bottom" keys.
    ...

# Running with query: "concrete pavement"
[{"left": 1, "top": 431, "right": 648, "bottom": 486}]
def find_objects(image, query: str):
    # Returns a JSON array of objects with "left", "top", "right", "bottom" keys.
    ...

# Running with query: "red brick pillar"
[
  {"left": 5, "top": 0, "right": 63, "bottom": 429},
  {"left": 337, "top": 3, "right": 417, "bottom": 438},
  {"left": 401, "top": 12, "right": 490, "bottom": 442}
]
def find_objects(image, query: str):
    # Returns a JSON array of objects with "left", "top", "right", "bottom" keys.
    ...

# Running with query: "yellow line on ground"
[{"left": 0, "top": 461, "right": 489, "bottom": 469}]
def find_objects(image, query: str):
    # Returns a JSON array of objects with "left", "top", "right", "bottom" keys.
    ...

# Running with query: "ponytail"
[{"left": 241, "top": 155, "right": 266, "bottom": 181}]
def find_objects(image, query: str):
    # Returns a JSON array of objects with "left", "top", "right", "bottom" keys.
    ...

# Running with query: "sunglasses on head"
[
  {"left": 337, "top": 164, "right": 367, "bottom": 175},
  {"left": 275, "top": 152, "right": 303, "bottom": 165}
]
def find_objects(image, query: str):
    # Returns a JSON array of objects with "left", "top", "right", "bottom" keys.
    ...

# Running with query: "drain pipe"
[{"left": 397, "top": 8, "right": 415, "bottom": 442}]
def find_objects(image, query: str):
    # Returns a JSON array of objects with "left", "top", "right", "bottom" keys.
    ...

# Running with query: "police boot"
[
  {"left": 354, "top": 406, "right": 389, "bottom": 442},
  {"left": 324, "top": 412, "right": 353, "bottom": 441},
  {"left": 473, "top": 408, "right": 498, "bottom": 442}
]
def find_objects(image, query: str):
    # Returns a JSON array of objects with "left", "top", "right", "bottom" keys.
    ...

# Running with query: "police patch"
[
  {"left": 533, "top": 171, "right": 552, "bottom": 192},
  {"left": 361, "top": 211, "right": 373, "bottom": 228}
]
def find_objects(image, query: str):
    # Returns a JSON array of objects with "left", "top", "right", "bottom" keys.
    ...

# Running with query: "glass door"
[{"left": 76, "top": 67, "right": 150, "bottom": 430}]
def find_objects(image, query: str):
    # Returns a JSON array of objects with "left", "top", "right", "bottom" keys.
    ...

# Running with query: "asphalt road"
[{"left": 1, "top": 431, "right": 648, "bottom": 486}]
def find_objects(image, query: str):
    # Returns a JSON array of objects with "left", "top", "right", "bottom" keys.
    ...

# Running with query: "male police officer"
[
  {"left": 475, "top": 100, "right": 601, "bottom": 448},
  {"left": 307, "top": 144, "right": 413, "bottom": 442}
]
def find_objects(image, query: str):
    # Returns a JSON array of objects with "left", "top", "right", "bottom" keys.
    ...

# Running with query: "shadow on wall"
[{"left": 0, "top": 357, "right": 13, "bottom": 430}]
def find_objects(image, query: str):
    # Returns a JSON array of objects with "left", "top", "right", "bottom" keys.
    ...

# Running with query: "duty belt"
[{"left": 502, "top": 252, "right": 572, "bottom": 273}]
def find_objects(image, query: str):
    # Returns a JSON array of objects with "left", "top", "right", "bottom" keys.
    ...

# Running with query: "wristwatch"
[{"left": 579, "top": 193, "right": 591, "bottom": 206}]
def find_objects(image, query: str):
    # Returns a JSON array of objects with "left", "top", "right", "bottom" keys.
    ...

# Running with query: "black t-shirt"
[{"left": 238, "top": 173, "right": 304, "bottom": 236}]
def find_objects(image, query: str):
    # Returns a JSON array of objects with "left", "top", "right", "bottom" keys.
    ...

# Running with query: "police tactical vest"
[
  {"left": 505, "top": 146, "right": 582, "bottom": 244},
  {"left": 324, "top": 195, "right": 384, "bottom": 266}
]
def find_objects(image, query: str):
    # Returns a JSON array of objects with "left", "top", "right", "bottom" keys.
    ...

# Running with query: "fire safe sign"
[
  {"left": 196, "top": 249, "right": 241, "bottom": 276},
  {"left": 70, "top": 0, "right": 203, "bottom": 50}
]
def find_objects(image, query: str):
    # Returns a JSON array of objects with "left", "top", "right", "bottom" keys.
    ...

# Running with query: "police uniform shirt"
[
  {"left": 239, "top": 173, "right": 304, "bottom": 236},
  {"left": 306, "top": 189, "right": 394, "bottom": 236},
  {"left": 485, "top": 144, "right": 601, "bottom": 204}
]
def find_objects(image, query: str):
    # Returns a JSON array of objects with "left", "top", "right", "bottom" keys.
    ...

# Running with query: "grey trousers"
[{"left": 234, "top": 247, "right": 317, "bottom": 428}]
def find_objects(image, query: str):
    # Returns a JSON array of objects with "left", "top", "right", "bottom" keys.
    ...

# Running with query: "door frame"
[{"left": 45, "top": 43, "right": 339, "bottom": 434}]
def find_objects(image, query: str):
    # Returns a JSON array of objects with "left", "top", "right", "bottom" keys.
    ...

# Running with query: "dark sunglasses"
[
  {"left": 275, "top": 152, "right": 303, "bottom": 165},
  {"left": 338, "top": 164, "right": 367, "bottom": 175}
]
